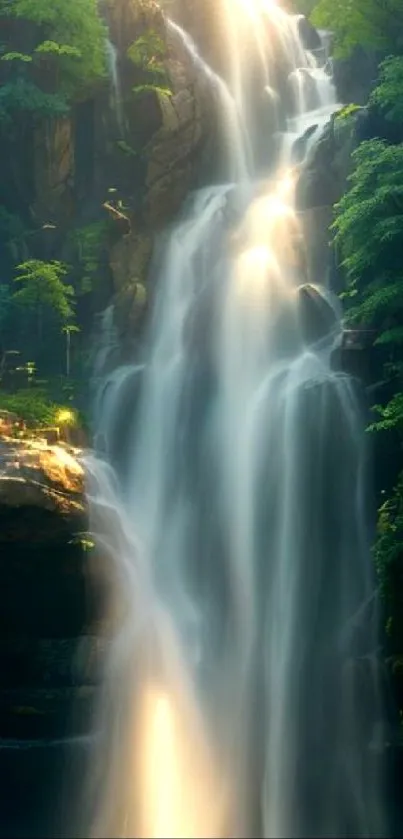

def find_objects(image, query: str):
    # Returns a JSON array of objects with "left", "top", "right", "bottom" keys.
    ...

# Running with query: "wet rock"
[
  {"left": 297, "top": 16, "right": 322, "bottom": 54},
  {"left": 0, "top": 438, "right": 85, "bottom": 540},
  {"left": 109, "top": 228, "right": 152, "bottom": 294},
  {"left": 296, "top": 109, "right": 362, "bottom": 211},
  {"left": 32, "top": 117, "right": 75, "bottom": 230},
  {"left": 0, "top": 636, "right": 108, "bottom": 689},
  {"left": 0, "top": 686, "right": 96, "bottom": 740},
  {"left": 0, "top": 437, "right": 97, "bottom": 640},
  {"left": 298, "top": 283, "right": 339, "bottom": 345}
]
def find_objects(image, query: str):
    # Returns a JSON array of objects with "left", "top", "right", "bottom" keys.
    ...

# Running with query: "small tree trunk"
[{"left": 66, "top": 329, "right": 71, "bottom": 377}]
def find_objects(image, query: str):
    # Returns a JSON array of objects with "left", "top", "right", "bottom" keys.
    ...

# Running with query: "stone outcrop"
[
  {"left": 0, "top": 0, "right": 220, "bottom": 363},
  {"left": 295, "top": 109, "right": 363, "bottom": 290},
  {"left": 296, "top": 109, "right": 362, "bottom": 212},
  {"left": 0, "top": 438, "right": 85, "bottom": 540},
  {"left": 0, "top": 436, "right": 101, "bottom": 735}
]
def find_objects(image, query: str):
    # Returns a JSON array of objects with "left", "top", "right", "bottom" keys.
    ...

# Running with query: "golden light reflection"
[
  {"left": 230, "top": 0, "right": 280, "bottom": 16},
  {"left": 136, "top": 686, "right": 227, "bottom": 839},
  {"left": 233, "top": 168, "right": 303, "bottom": 295},
  {"left": 235, "top": 245, "right": 282, "bottom": 307}
]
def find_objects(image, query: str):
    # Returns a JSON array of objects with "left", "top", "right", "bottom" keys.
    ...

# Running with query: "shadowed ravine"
[{"left": 85, "top": 1, "right": 387, "bottom": 836}]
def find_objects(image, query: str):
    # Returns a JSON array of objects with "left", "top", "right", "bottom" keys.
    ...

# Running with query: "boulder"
[
  {"left": 297, "top": 16, "right": 322, "bottom": 54},
  {"left": 0, "top": 438, "right": 85, "bottom": 540},
  {"left": 296, "top": 109, "right": 362, "bottom": 211},
  {"left": 0, "top": 435, "right": 109, "bottom": 782},
  {"left": 0, "top": 438, "right": 92, "bottom": 639},
  {"left": 298, "top": 283, "right": 339, "bottom": 345}
]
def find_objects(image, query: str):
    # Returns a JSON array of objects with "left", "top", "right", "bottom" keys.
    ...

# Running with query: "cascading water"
[
  {"left": 106, "top": 37, "right": 125, "bottom": 136},
  {"left": 85, "top": 1, "right": 387, "bottom": 836}
]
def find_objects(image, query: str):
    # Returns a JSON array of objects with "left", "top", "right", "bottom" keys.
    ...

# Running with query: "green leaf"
[{"left": 1, "top": 51, "right": 32, "bottom": 62}]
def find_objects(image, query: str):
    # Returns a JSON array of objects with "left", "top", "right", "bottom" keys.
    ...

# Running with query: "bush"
[{"left": 0, "top": 387, "right": 78, "bottom": 429}]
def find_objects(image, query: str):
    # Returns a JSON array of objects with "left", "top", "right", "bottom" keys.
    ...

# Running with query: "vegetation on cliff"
[
  {"left": 293, "top": 0, "right": 403, "bottom": 58},
  {"left": 331, "top": 51, "right": 403, "bottom": 704},
  {"left": 0, "top": 0, "right": 107, "bottom": 112}
]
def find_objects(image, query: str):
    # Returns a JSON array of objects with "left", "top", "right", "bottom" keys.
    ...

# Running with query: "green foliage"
[
  {"left": 1, "top": 51, "right": 32, "bottom": 63},
  {"left": 13, "top": 260, "right": 75, "bottom": 325},
  {"left": 127, "top": 29, "right": 172, "bottom": 97},
  {"left": 127, "top": 30, "right": 166, "bottom": 74},
  {"left": 0, "top": 387, "right": 66, "bottom": 427},
  {"left": 374, "top": 474, "right": 403, "bottom": 656},
  {"left": 368, "top": 394, "right": 403, "bottom": 433},
  {"left": 333, "top": 138, "right": 403, "bottom": 432},
  {"left": 0, "top": 0, "right": 107, "bottom": 102},
  {"left": 333, "top": 56, "right": 403, "bottom": 676},
  {"left": 370, "top": 56, "right": 403, "bottom": 124},
  {"left": 335, "top": 103, "right": 361, "bottom": 122},
  {"left": 0, "top": 78, "right": 68, "bottom": 122},
  {"left": 132, "top": 83, "right": 173, "bottom": 98},
  {"left": 310, "top": 0, "right": 403, "bottom": 58},
  {"left": 34, "top": 41, "right": 81, "bottom": 60},
  {"left": 333, "top": 140, "right": 403, "bottom": 312}
]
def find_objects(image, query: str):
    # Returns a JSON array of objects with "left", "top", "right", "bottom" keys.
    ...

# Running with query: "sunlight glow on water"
[{"left": 85, "top": 0, "right": 387, "bottom": 836}]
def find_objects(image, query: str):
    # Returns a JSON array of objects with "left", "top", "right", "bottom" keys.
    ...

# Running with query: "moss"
[
  {"left": 0, "top": 388, "right": 79, "bottom": 431},
  {"left": 335, "top": 103, "right": 361, "bottom": 122}
]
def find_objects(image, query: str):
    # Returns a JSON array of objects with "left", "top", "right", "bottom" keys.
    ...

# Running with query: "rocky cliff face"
[{"left": 0, "top": 0, "right": 221, "bottom": 364}]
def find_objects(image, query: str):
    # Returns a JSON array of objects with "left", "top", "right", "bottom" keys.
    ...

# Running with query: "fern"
[{"left": 370, "top": 56, "right": 403, "bottom": 125}]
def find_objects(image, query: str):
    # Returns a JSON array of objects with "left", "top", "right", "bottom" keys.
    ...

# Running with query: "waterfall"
[
  {"left": 106, "top": 37, "right": 124, "bottom": 136},
  {"left": 86, "top": 2, "right": 387, "bottom": 837}
]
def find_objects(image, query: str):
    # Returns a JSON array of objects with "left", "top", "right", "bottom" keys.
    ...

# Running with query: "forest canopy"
[{"left": 0, "top": 0, "right": 107, "bottom": 101}]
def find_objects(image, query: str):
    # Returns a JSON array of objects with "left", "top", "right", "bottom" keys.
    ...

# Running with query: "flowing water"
[
  {"left": 106, "top": 37, "right": 125, "bottom": 136},
  {"left": 85, "top": 1, "right": 387, "bottom": 836}
]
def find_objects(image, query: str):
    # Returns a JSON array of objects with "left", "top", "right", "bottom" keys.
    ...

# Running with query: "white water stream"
[{"left": 86, "top": 2, "right": 386, "bottom": 836}]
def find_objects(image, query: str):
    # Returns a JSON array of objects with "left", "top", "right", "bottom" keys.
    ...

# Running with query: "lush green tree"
[
  {"left": 374, "top": 474, "right": 403, "bottom": 699},
  {"left": 13, "top": 259, "right": 75, "bottom": 323},
  {"left": 332, "top": 62, "right": 403, "bottom": 700},
  {"left": 333, "top": 139, "right": 403, "bottom": 432},
  {"left": 12, "top": 260, "right": 77, "bottom": 370},
  {"left": 128, "top": 29, "right": 172, "bottom": 97},
  {"left": 309, "top": 0, "right": 403, "bottom": 58},
  {"left": 333, "top": 140, "right": 403, "bottom": 326},
  {"left": 0, "top": 386, "right": 79, "bottom": 428},
  {"left": 0, "top": 0, "right": 107, "bottom": 106},
  {"left": 370, "top": 55, "right": 403, "bottom": 123}
]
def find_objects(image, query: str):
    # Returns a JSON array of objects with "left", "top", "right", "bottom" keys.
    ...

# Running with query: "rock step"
[
  {"left": 0, "top": 636, "right": 109, "bottom": 688},
  {"left": 0, "top": 686, "right": 98, "bottom": 740}
]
